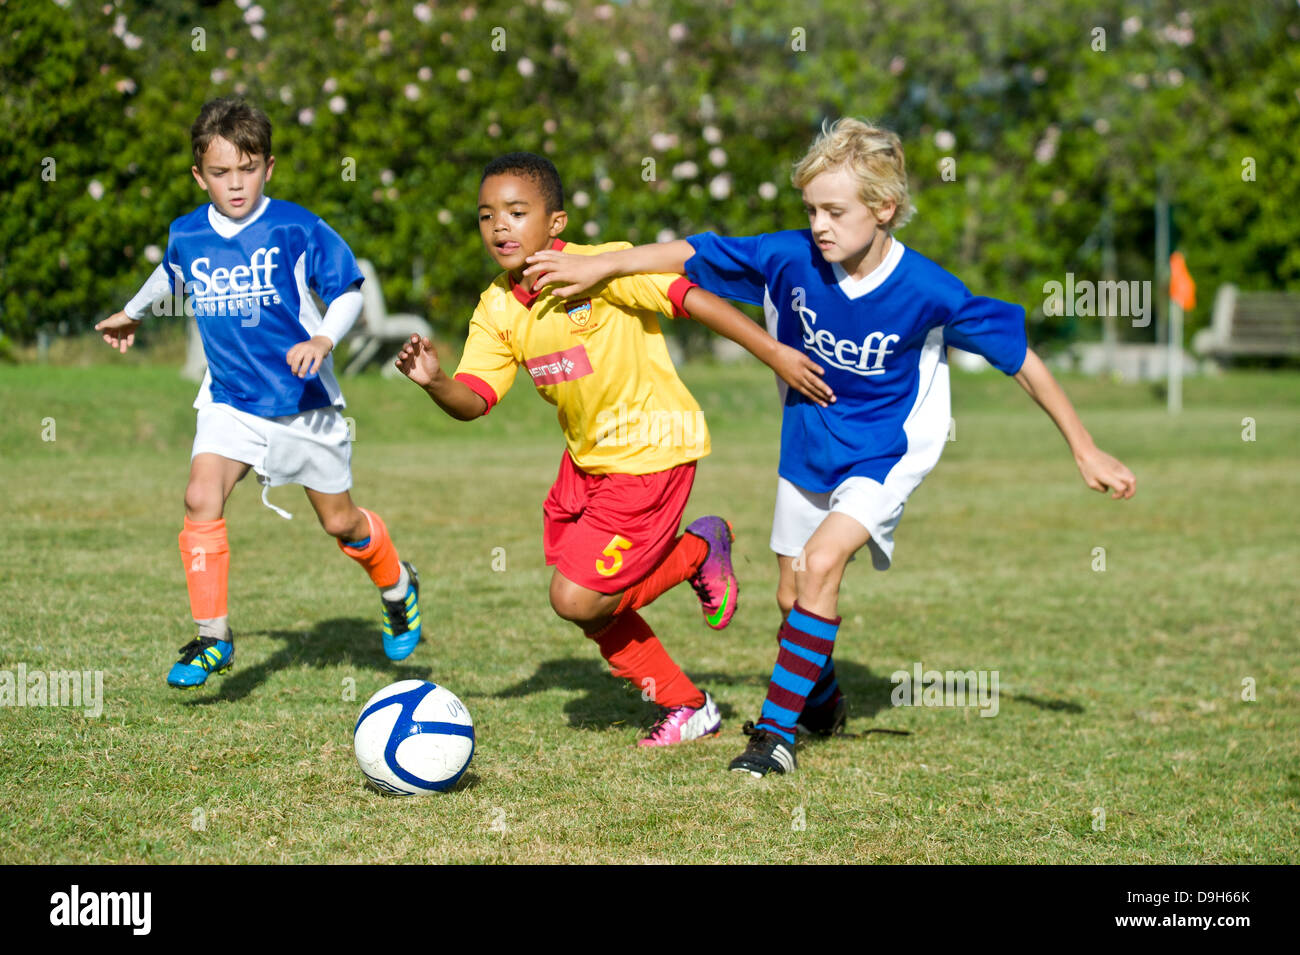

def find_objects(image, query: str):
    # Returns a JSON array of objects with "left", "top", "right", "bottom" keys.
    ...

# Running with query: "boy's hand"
[
  {"left": 1075, "top": 445, "right": 1137, "bottom": 500},
  {"left": 770, "top": 343, "right": 835, "bottom": 407},
  {"left": 94, "top": 311, "right": 141, "bottom": 353},
  {"left": 394, "top": 334, "right": 442, "bottom": 389},
  {"left": 286, "top": 335, "right": 334, "bottom": 378},
  {"left": 522, "top": 250, "right": 611, "bottom": 298}
]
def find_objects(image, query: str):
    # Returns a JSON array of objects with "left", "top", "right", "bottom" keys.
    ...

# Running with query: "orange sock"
[
  {"left": 337, "top": 507, "right": 401, "bottom": 589},
  {"left": 589, "top": 611, "right": 705, "bottom": 709},
  {"left": 178, "top": 517, "right": 230, "bottom": 623},
  {"left": 614, "top": 534, "right": 707, "bottom": 616}
]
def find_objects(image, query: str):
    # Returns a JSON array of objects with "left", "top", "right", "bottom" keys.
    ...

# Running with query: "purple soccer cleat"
[{"left": 685, "top": 516, "right": 738, "bottom": 630}]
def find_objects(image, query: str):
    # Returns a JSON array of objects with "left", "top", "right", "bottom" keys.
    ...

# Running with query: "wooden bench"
[{"left": 1193, "top": 284, "right": 1300, "bottom": 360}]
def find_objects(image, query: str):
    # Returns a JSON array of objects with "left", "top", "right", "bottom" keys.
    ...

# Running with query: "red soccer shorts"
[{"left": 543, "top": 450, "right": 697, "bottom": 594}]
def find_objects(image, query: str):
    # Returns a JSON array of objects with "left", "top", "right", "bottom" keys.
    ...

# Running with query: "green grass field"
[{"left": 1, "top": 356, "right": 1297, "bottom": 863}]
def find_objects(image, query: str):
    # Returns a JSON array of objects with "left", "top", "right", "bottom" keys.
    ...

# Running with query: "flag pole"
[{"left": 1168, "top": 300, "right": 1183, "bottom": 415}]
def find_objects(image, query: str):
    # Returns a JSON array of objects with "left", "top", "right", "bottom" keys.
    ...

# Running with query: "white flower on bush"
[
  {"left": 598, "top": 177, "right": 613, "bottom": 192},
  {"left": 583, "top": 221, "right": 599, "bottom": 238},
  {"left": 144, "top": 245, "right": 163, "bottom": 264},
  {"left": 668, "top": 22, "right": 687, "bottom": 42},
  {"left": 614, "top": 48, "right": 630, "bottom": 66},
  {"left": 671, "top": 161, "right": 698, "bottom": 180},
  {"left": 123, "top": 32, "right": 142, "bottom": 50},
  {"left": 112, "top": 14, "right": 126, "bottom": 37},
  {"left": 250, "top": 24, "right": 266, "bottom": 41},
  {"left": 488, "top": 122, "right": 501, "bottom": 137},
  {"left": 889, "top": 56, "right": 906, "bottom": 75},
  {"left": 437, "top": 209, "right": 453, "bottom": 225},
  {"left": 279, "top": 86, "right": 293, "bottom": 103},
  {"left": 656, "top": 228, "right": 677, "bottom": 243},
  {"left": 1093, "top": 118, "right": 1111, "bottom": 135},
  {"left": 244, "top": 5, "right": 264, "bottom": 24},
  {"left": 1034, "top": 125, "right": 1060, "bottom": 164},
  {"left": 702, "top": 125, "right": 721, "bottom": 145},
  {"left": 708, "top": 147, "right": 726, "bottom": 167},
  {"left": 593, "top": 4, "right": 613, "bottom": 19},
  {"left": 211, "top": 69, "right": 229, "bottom": 84},
  {"left": 650, "top": 132, "right": 678, "bottom": 152},
  {"left": 418, "top": 66, "right": 432, "bottom": 82},
  {"left": 413, "top": 3, "right": 433, "bottom": 23},
  {"left": 518, "top": 57, "right": 536, "bottom": 77},
  {"left": 381, "top": 169, "right": 395, "bottom": 186},
  {"left": 573, "top": 190, "right": 590, "bottom": 208},
  {"left": 457, "top": 68, "right": 472, "bottom": 83},
  {"left": 708, "top": 174, "right": 731, "bottom": 200},
  {"left": 544, "top": 118, "right": 558, "bottom": 134},
  {"left": 115, "top": 78, "right": 137, "bottom": 94},
  {"left": 758, "top": 182, "right": 777, "bottom": 200},
  {"left": 1122, "top": 16, "right": 1141, "bottom": 36},
  {"left": 329, "top": 95, "right": 347, "bottom": 114},
  {"left": 298, "top": 108, "right": 315, "bottom": 125},
  {"left": 405, "top": 83, "right": 420, "bottom": 100},
  {"left": 934, "top": 129, "right": 955, "bottom": 150},
  {"left": 323, "top": 77, "right": 338, "bottom": 94},
  {"left": 88, "top": 180, "right": 105, "bottom": 200}
]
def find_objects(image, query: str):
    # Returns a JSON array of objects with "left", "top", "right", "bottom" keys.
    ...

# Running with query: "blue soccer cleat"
[
  {"left": 381, "top": 561, "right": 422, "bottom": 661},
  {"left": 167, "top": 634, "right": 234, "bottom": 689}
]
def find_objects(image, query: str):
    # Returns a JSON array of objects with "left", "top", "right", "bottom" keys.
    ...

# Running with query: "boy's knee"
[
  {"left": 548, "top": 577, "right": 589, "bottom": 623},
  {"left": 318, "top": 511, "right": 357, "bottom": 540},
  {"left": 183, "top": 482, "right": 222, "bottom": 520},
  {"left": 801, "top": 547, "right": 848, "bottom": 585}
]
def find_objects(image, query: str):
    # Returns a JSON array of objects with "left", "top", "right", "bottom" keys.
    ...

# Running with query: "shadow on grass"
[
  {"left": 180, "top": 616, "right": 430, "bottom": 706},
  {"left": 493, "top": 655, "right": 907, "bottom": 735}
]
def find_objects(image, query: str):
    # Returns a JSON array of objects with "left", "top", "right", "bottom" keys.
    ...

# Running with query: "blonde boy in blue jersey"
[{"left": 95, "top": 97, "right": 423, "bottom": 687}]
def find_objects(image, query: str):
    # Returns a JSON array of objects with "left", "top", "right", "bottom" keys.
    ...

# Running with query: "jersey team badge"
[{"left": 566, "top": 299, "right": 593, "bottom": 328}]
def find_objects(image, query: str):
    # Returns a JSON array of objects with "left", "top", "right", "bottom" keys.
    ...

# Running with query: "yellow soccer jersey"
[{"left": 453, "top": 239, "right": 711, "bottom": 475}]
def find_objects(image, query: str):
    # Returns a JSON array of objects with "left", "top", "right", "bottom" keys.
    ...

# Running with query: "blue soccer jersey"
[
  {"left": 162, "top": 196, "right": 363, "bottom": 416},
  {"left": 685, "top": 229, "right": 1027, "bottom": 496}
]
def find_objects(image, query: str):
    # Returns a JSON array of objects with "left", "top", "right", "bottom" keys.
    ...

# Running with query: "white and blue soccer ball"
[{"left": 353, "top": 680, "right": 475, "bottom": 795}]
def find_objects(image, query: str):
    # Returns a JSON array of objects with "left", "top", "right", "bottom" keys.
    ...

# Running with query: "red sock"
[
  {"left": 337, "top": 508, "right": 401, "bottom": 589},
  {"left": 589, "top": 611, "right": 704, "bottom": 709},
  {"left": 614, "top": 534, "right": 707, "bottom": 616}
]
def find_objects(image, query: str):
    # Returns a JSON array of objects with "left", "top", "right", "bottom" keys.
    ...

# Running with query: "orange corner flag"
[{"left": 1170, "top": 251, "right": 1196, "bottom": 310}]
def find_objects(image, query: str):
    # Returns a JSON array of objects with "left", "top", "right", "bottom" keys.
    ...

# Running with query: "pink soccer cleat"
[
  {"left": 638, "top": 692, "right": 722, "bottom": 747},
  {"left": 685, "top": 516, "right": 739, "bottom": 629}
]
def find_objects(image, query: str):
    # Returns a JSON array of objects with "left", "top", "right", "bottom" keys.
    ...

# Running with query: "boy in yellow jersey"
[{"left": 396, "top": 152, "right": 831, "bottom": 746}]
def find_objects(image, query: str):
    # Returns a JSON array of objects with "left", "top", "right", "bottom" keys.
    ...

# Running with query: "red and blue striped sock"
[
  {"left": 803, "top": 657, "right": 840, "bottom": 711},
  {"left": 756, "top": 603, "right": 841, "bottom": 744}
]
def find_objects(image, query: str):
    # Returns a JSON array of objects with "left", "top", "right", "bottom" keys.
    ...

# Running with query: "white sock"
[
  {"left": 196, "top": 616, "right": 229, "bottom": 642},
  {"left": 381, "top": 564, "right": 410, "bottom": 601}
]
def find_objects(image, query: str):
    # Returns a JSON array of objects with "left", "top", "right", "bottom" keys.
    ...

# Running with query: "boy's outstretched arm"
[
  {"left": 682, "top": 287, "right": 834, "bottom": 407},
  {"left": 524, "top": 240, "right": 695, "bottom": 298},
  {"left": 1013, "top": 348, "right": 1136, "bottom": 499},
  {"left": 395, "top": 334, "right": 488, "bottom": 420}
]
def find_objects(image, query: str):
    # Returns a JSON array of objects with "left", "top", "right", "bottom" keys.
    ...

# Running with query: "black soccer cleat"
[
  {"left": 729, "top": 721, "right": 798, "bottom": 777},
  {"left": 796, "top": 694, "right": 847, "bottom": 737}
]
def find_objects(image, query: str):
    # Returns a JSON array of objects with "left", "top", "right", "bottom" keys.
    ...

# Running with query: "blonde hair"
[{"left": 792, "top": 118, "right": 914, "bottom": 230}]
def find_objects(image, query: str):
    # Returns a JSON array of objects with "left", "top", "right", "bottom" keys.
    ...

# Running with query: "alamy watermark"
[
  {"left": 890, "top": 662, "right": 999, "bottom": 717},
  {"left": 1043, "top": 273, "right": 1151, "bottom": 327},
  {"left": 0, "top": 664, "right": 103, "bottom": 718},
  {"left": 594, "top": 405, "right": 707, "bottom": 454}
]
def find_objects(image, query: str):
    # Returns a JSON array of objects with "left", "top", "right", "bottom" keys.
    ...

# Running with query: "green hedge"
[{"left": 3, "top": 0, "right": 1298, "bottom": 345}]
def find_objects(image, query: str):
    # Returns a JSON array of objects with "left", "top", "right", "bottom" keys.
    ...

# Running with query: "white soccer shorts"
[
  {"left": 192, "top": 402, "right": 353, "bottom": 518},
  {"left": 769, "top": 475, "right": 905, "bottom": 571}
]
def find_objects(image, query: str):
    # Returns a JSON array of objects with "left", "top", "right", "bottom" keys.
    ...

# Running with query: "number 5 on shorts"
[{"left": 596, "top": 535, "right": 632, "bottom": 577}]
